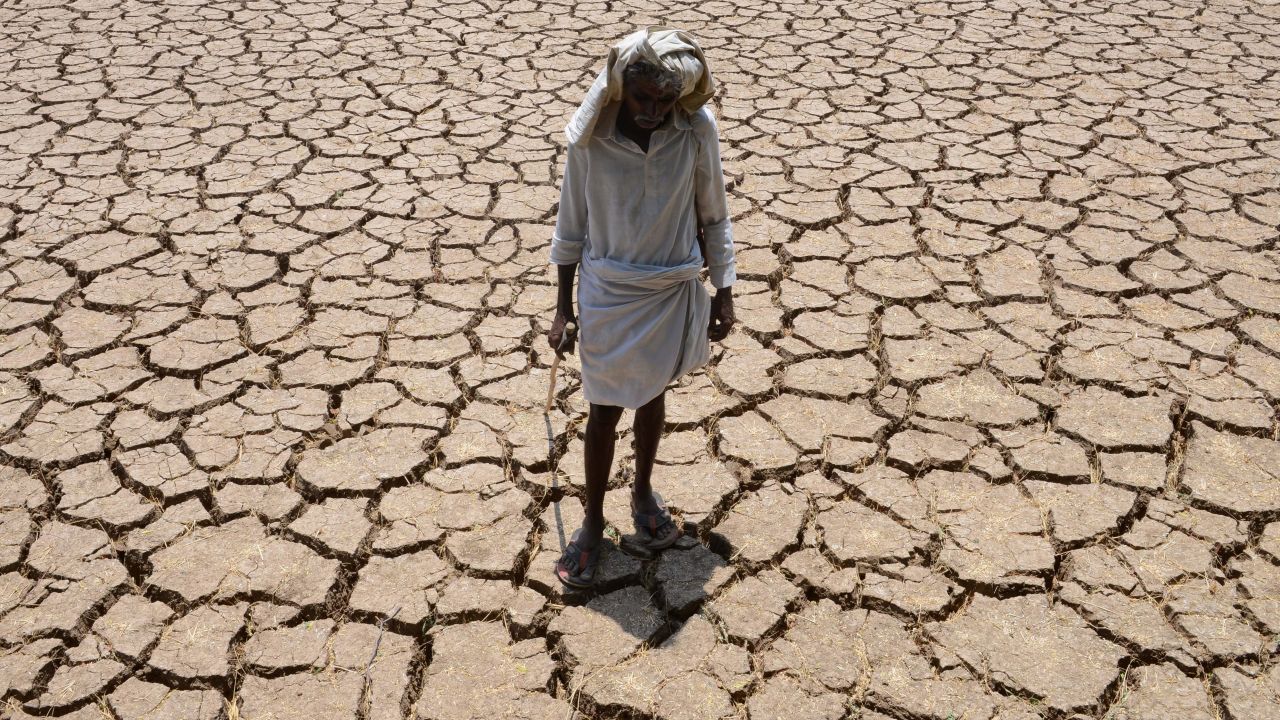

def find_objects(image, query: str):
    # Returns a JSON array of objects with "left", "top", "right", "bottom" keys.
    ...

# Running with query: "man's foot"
[
  {"left": 630, "top": 491, "right": 681, "bottom": 550},
  {"left": 555, "top": 527, "right": 604, "bottom": 589}
]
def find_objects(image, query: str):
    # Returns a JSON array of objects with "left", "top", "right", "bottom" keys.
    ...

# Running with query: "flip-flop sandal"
[
  {"left": 631, "top": 491, "right": 682, "bottom": 550},
  {"left": 555, "top": 528, "right": 603, "bottom": 589}
]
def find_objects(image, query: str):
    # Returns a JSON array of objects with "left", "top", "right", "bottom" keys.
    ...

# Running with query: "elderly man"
[{"left": 547, "top": 27, "right": 736, "bottom": 588}]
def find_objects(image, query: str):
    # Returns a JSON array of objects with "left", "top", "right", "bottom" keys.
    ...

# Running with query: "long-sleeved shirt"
[{"left": 549, "top": 100, "right": 736, "bottom": 289}]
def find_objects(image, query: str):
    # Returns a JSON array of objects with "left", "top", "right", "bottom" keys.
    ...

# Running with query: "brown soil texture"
[{"left": 1, "top": 1, "right": 1279, "bottom": 718}]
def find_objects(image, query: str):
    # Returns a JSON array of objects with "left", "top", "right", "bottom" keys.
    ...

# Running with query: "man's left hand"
[{"left": 709, "top": 288, "right": 734, "bottom": 341}]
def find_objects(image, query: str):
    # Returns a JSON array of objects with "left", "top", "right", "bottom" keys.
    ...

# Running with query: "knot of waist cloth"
[{"left": 580, "top": 253, "right": 704, "bottom": 299}]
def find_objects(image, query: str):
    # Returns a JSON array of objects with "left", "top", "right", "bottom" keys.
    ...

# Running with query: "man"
[{"left": 547, "top": 27, "right": 736, "bottom": 588}]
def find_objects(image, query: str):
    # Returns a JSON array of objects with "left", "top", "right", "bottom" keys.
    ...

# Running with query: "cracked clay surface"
[{"left": 2, "top": 0, "right": 1280, "bottom": 718}]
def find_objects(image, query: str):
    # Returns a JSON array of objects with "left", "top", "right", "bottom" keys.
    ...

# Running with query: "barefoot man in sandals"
[{"left": 547, "top": 27, "right": 737, "bottom": 588}]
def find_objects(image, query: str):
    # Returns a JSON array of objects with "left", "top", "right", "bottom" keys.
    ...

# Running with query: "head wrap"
[{"left": 565, "top": 26, "right": 715, "bottom": 146}]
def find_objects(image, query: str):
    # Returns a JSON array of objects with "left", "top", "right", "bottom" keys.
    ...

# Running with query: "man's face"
[{"left": 622, "top": 76, "right": 679, "bottom": 130}]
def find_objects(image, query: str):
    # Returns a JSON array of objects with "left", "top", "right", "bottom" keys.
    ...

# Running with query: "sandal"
[
  {"left": 555, "top": 528, "right": 603, "bottom": 589},
  {"left": 631, "top": 491, "right": 682, "bottom": 550}
]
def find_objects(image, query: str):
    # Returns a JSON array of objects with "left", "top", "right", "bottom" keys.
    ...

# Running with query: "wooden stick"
[
  {"left": 544, "top": 322, "right": 576, "bottom": 413},
  {"left": 544, "top": 352, "right": 562, "bottom": 412}
]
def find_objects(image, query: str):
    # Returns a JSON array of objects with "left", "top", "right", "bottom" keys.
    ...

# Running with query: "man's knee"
[
  {"left": 638, "top": 392, "right": 665, "bottom": 414},
  {"left": 587, "top": 403, "right": 624, "bottom": 433},
  {"left": 634, "top": 393, "right": 665, "bottom": 433}
]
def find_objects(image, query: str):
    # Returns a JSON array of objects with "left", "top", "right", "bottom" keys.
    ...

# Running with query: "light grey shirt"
[{"left": 549, "top": 101, "right": 736, "bottom": 289}]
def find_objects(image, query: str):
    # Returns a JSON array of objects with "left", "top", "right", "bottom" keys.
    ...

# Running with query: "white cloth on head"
[
  {"left": 550, "top": 31, "right": 735, "bottom": 409},
  {"left": 661, "top": 51, "right": 704, "bottom": 101},
  {"left": 565, "top": 26, "right": 715, "bottom": 147}
]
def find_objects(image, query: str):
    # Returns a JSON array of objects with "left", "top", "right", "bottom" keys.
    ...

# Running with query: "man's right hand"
[{"left": 548, "top": 311, "right": 577, "bottom": 357}]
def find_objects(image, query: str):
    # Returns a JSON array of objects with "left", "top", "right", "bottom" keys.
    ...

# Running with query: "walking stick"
[
  {"left": 544, "top": 321, "right": 576, "bottom": 550},
  {"left": 544, "top": 321, "right": 577, "bottom": 412}
]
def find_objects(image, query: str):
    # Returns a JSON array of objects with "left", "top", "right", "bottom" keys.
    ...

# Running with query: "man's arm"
[
  {"left": 548, "top": 143, "right": 587, "bottom": 354},
  {"left": 693, "top": 108, "right": 736, "bottom": 341},
  {"left": 549, "top": 262, "right": 577, "bottom": 355}
]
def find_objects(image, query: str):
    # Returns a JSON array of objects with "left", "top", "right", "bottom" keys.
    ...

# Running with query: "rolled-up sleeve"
[
  {"left": 549, "top": 143, "right": 587, "bottom": 265},
  {"left": 694, "top": 110, "right": 736, "bottom": 289}
]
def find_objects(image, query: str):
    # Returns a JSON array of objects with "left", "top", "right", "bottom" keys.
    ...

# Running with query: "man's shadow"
[
  {"left": 520, "top": 376, "right": 768, "bottom": 714},
  {"left": 527, "top": 419, "right": 734, "bottom": 650}
]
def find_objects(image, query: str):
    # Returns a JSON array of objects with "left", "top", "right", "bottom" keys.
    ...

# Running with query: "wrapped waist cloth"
[{"left": 576, "top": 252, "right": 710, "bottom": 409}]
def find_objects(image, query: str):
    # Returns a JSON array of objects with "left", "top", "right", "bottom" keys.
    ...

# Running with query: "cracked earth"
[{"left": 1, "top": 0, "right": 1279, "bottom": 718}]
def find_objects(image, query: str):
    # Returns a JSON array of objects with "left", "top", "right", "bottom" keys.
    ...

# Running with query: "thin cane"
[
  {"left": 544, "top": 321, "right": 576, "bottom": 549},
  {"left": 544, "top": 321, "right": 576, "bottom": 412}
]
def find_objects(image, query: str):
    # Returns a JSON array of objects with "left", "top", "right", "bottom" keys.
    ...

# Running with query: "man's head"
[
  {"left": 622, "top": 60, "right": 682, "bottom": 130},
  {"left": 565, "top": 27, "right": 714, "bottom": 146}
]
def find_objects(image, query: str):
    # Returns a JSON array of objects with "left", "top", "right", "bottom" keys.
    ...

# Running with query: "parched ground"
[{"left": 1, "top": 0, "right": 1279, "bottom": 718}]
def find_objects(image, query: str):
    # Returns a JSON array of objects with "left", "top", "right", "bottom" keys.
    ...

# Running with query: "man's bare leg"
[
  {"left": 631, "top": 391, "right": 665, "bottom": 515},
  {"left": 579, "top": 402, "right": 624, "bottom": 550}
]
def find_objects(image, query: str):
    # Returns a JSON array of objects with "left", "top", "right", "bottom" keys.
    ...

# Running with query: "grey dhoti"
[{"left": 577, "top": 252, "right": 709, "bottom": 409}]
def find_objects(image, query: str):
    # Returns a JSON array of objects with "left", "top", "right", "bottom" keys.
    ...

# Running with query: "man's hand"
[
  {"left": 548, "top": 311, "right": 577, "bottom": 357},
  {"left": 708, "top": 288, "right": 734, "bottom": 341}
]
